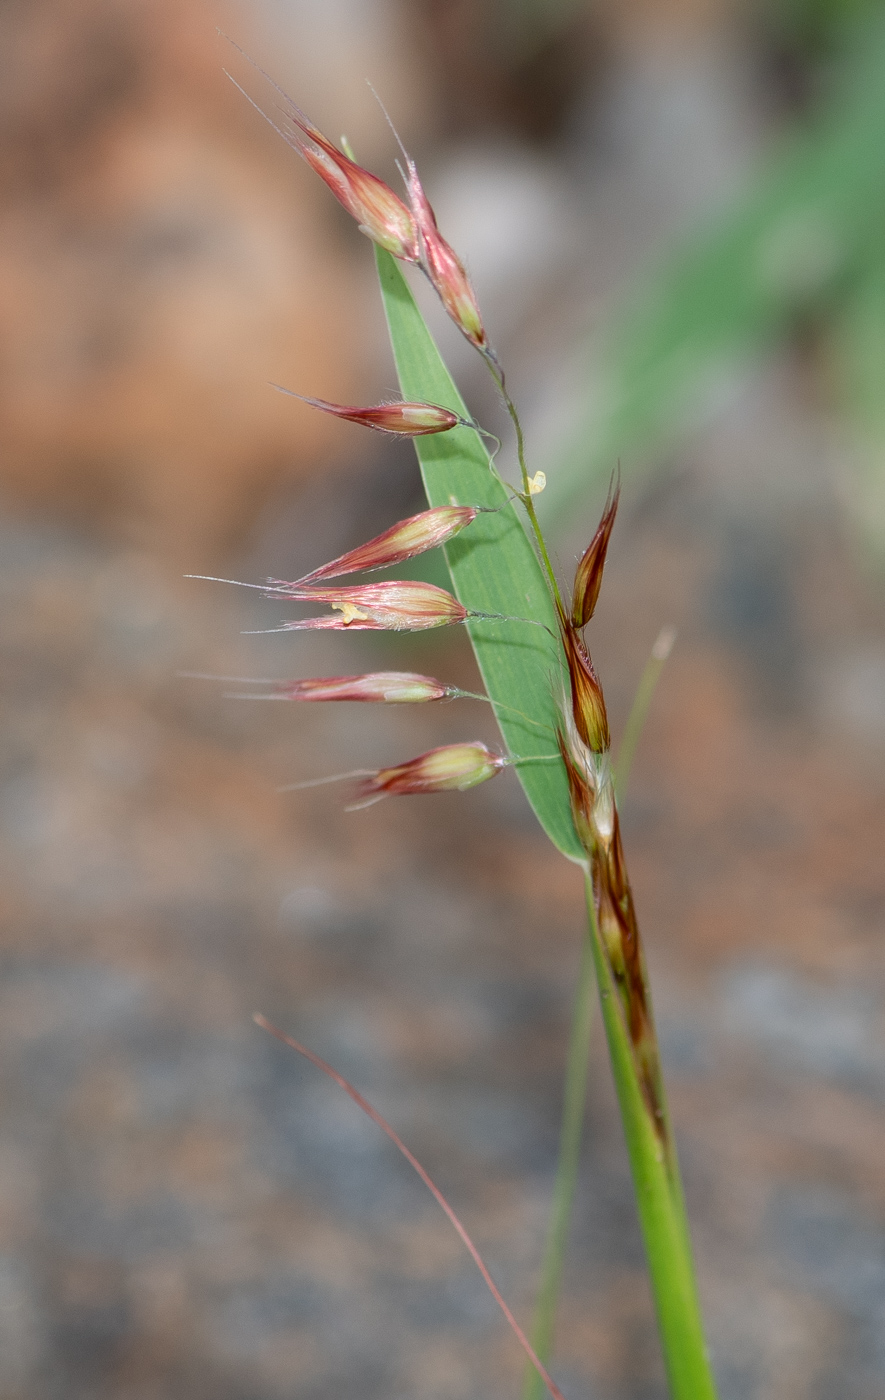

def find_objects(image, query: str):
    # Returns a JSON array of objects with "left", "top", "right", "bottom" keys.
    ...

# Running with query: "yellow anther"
[{"left": 333, "top": 600, "right": 370, "bottom": 625}]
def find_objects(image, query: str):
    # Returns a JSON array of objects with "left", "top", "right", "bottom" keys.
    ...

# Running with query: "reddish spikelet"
[
  {"left": 557, "top": 720, "right": 664, "bottom": 1130},
  {"left": 276, "top": 580, "right": 469, "bottom": 631},
  {"left": 407, "top": 162, "right": 488, "bottom": 351},
  {"left": 591, "top": 817, "right": 665, "bottom": 1132},
  {"left": 275, "top": 389, "right": 462, "bottom": 437},
  {"left": 353, "top": 742, "right": 505, "bottom": 804},
  {"left": 556, "top": 729, "right": 595, "bottom": 854},
  {"left": 276, "top": 672, "right": 452, "bottom": 703},
  {"left": 280, "top": 101, "right": 419, "bottom": 261},
  {"left": 559, "top": 613, "right": 610, "bottom": 752},
  {"left": 572, "top": 484, "right": 620, "bottom": 628},
  {"left": 288, "top": 506, "right": 480, "bottom": 586}
]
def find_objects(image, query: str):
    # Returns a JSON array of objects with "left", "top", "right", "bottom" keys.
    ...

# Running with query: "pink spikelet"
[
  {"left": 273, "top": 581, "right": 470, "bottom": 632},
  {"left": 281, "top": 101, "right": 419, "bottom": 261},
  {"left": 273, "top": 387, "right": 463, "bottom": 437},
  {"left": 289, "top": 506, "right": 480, "bottom": 586},
  {"left": 275, "top": 673, "right": 453, "bottom": 703},
  {"left": 351, "top": 742, "right": 506, "bottom": 808},
  {"left": 407, "top": 162, "right": 489, "bottom": 352}
]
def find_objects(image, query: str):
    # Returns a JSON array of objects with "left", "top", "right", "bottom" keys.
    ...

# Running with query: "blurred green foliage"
[
  {"left": 544, "top": 5, "right": 885, "bottom": 548},
  {"left": 757, "top": 0, "right": 885, "bottom": 61}
]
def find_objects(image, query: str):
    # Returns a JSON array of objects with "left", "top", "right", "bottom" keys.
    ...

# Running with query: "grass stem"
[
  {"left": 583, "top": 875, "right": 718, "bottom": 1399},
  {"left": 521, "top": 929, "right": 595, "bottom": 1400},
  {"left": 614, "top": 625, "right": 677, "bottom": 800}
]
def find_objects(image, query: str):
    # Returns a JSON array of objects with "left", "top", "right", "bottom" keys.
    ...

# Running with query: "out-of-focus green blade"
[
  {"left": 831, "top": 250, "right": 885, "bottom": 556},
  {"left": 376, "top": 248, "right": 583, "bottom": 862},
  {"left": 542, "top": 13, "right": 885, "bottom": 520}
]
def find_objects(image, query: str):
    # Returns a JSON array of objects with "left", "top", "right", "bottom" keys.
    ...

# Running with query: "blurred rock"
[{"left": 0, "top": 0, "right": 361, "bottom": 564}]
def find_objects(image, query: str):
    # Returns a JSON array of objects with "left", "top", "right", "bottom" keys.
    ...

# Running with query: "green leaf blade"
[{"left": 376, "top": 249, "right": 583, "bottom": 862}]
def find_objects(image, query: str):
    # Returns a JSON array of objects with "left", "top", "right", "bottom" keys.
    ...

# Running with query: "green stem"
[
  {"left": 584, "top": 873, "right": 718, "bottom": 1400},
  {"left": 484, "top": 356, "right": 564, "bottom": 613},
  {"left": 523, "top": 623, "right": 677, "bottom": 1397},
  {"left": 520, "top": 930, "right": 596, "bottom": 1400}
]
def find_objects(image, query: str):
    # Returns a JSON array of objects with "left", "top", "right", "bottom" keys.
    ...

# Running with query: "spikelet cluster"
[
  {"left": 555, "top": 487, "right": 666, "bottom": 1130},
  {"left": 275, "top": 90, "right": 489, "bottom": 352},
  {"left": 196, "top": 74, "right": 516, "bottom": 801},
  {"left": 213, "top": 497, "right": 505, "bottom": 797},
  {"left": 214, "top": 70, "right": 661, "bottom": 1113}
]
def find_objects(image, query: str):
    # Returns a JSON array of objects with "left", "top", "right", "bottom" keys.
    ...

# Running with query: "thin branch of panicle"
[{"left": 253, "top": 1015, "right": 569, "bottom": 1400}]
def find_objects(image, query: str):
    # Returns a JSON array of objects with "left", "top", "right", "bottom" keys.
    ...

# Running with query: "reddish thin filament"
[{"left": 253, "top": 1014, "right": 568, "bottom": 1400}]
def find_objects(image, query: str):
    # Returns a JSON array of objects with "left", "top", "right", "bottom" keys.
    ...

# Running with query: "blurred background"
[{"left": 1, "top": 0, "right": 885, "bottom": 1396}]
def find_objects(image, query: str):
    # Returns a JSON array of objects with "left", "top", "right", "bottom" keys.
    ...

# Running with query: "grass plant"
[{"left": 212, "top": 54, "right": 720, "bottom": 1399}]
